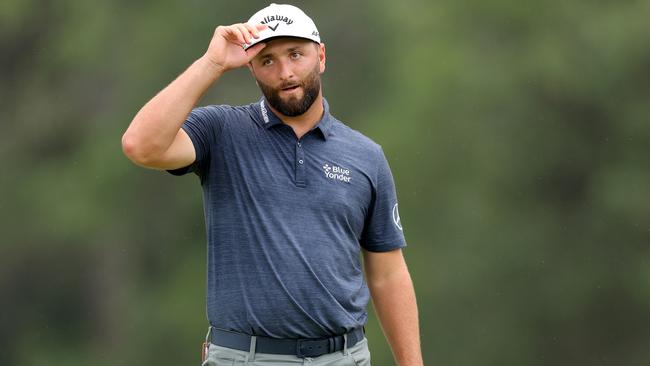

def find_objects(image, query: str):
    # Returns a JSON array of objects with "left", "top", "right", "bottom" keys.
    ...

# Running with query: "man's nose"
[{"left": 277, "top": 58, "right": 295, "bottom": 81}]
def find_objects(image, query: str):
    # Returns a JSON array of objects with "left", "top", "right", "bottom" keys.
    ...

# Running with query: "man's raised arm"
[{"left": 121, "top": 23, "right": 267, "bottom": 170}]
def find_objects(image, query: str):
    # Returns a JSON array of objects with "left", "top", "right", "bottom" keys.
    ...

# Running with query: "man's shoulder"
[
  {"left": 329, "top": 115, "right": 382, "bottom": 154},
  {"left": 197, "top": 102, "right": 256, "bottom": 117},
  {"left": 192, "top": 102, "right": 260, "bottom": 127}
]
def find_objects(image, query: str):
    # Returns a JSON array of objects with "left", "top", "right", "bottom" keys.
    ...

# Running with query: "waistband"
[{"left": 208, "top": 326, "right": 365, "bottom": 358}]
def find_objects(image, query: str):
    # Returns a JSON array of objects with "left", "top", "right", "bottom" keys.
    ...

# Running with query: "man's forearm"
[
  {"left": 122, "top": 56, "right": 224, "bottom": 159},
  {"left": 368, "top": 267, "right": 423, "bottom": 366}
]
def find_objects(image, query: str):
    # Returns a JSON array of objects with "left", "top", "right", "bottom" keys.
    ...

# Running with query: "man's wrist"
[{"left": 196, "top": 55, "right": 226, "bottom": 81}]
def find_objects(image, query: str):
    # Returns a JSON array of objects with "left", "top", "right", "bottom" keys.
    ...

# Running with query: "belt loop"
[
  {"left": 248, "top": 335, "right": 257, "bottom": 361},
  {"left": 343, "top": 333, "right": 349, "bottom": 355}
]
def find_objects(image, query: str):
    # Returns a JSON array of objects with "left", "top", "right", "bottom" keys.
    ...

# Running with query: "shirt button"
[
  {"left": 298, "top": 159, "right": 304, "bottom": 164},
  {"left": 297, "top": 142, "right": 302, "bottom": 147}
]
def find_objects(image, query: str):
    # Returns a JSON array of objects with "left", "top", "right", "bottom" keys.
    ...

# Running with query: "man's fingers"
[
  {"left": 235, "top": 24, "right": 252, "bottom": 44},
  {"left": 218, "top": 23, "right": 267, "bottom": 47},
  {"left": 218, "top": 25, "right": 244, "bottom": 45},
  {"left": 229, "top": 27, "right": 246, "bottom": 45},
  {"left": 244, "top": 23, "right": 260, "bottom": 38}
]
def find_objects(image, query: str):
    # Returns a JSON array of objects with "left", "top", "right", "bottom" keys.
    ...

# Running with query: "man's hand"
[{"left": 203, "top": 23, "right": 268, "bottom": 72}]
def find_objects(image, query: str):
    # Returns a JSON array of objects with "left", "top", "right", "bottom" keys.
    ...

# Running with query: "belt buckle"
[{"left": 296, "top": 339, "right": 328, "bottom": 358}]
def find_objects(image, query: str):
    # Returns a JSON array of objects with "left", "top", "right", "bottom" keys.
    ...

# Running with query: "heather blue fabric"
[{"left": 168, "top": 97, "right": 406, "bottom": 339}]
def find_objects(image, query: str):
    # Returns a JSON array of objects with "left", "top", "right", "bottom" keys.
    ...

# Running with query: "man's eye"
[
  {"left": 290, "top": 52, "right": 301, "bottom": 59},
  {"left": 262, "top": 59, "right": 273, "bottom": 66}
]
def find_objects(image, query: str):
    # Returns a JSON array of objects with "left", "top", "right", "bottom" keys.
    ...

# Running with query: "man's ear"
[
  {"left": 247, "top": 62, "right": 260, "bottom": 87},
  {"left": 318, "top": 43, "right": 326, "bottom": 74}
]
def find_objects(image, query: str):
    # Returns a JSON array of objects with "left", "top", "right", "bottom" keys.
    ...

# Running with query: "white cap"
[{"left": 243, "top": 3, "right": 320, "bottom": 50}]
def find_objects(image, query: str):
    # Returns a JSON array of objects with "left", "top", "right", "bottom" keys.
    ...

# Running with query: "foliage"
[{"left": 1, "top": 0, "right": 648, "bottom": 365}]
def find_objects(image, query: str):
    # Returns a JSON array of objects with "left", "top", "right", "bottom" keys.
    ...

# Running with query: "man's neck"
[{"left": 268, "top": 93, "right": 324, "bottom": 139}]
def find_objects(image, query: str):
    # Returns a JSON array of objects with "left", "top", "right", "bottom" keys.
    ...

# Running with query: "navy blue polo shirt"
[{"left": 169, "top": 97, "right": 406, "bottom": 339}]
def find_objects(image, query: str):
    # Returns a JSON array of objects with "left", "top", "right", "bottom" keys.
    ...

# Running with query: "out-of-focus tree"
[{"left": 1, "top": 0, "right": 648, "bottom": 365}]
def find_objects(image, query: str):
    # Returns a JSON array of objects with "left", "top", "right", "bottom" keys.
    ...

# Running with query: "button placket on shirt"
[{"left": 295, "top": 140, "right": 306, "bottom": 187}]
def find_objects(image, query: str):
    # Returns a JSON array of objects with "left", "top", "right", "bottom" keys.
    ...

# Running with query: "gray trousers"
[{"left": 201, "top": 333, "right": 371, "bottom": 366}]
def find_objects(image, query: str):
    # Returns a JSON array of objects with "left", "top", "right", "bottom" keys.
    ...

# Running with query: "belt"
[{"left": 209, "top": 326, "right": 365, "bottom": 358}]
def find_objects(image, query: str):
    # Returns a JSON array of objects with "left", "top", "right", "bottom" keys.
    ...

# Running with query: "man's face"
[{"left": 249, "top": 38, "right": 326, "bottom": 117}]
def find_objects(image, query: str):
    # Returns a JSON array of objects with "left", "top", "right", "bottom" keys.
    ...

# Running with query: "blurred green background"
[{"left": 1, "top": 0, "right": 649, "bottom": 365}]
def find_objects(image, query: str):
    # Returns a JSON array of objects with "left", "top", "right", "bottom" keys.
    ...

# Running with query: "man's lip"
[{"left": 281, "top": 85, "right": 300, "bottom": 91}]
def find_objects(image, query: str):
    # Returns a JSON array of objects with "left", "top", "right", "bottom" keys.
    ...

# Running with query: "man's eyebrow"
[{"left": 256, "top": 44, "right": 308, "bottom": 59}]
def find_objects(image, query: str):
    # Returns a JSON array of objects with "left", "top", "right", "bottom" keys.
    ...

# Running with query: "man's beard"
[{"left": 257, "top": 64, "right": 321, "bottom": 117}]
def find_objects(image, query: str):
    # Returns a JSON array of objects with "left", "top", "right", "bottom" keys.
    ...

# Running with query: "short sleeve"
[
  {"left": 360, "top": 146, "right": 407, "bottom": 252},
  {"left": 167, "top": 106, "right": 224, "bottom": 177}
]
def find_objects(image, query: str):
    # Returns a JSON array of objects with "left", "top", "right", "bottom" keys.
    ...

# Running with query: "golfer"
[{"left": 122, "top": 3, "right": 422, "bottom": 366}]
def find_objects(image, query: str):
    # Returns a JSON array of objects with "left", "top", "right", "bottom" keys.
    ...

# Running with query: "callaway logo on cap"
[{"left": 243, "top": 3, "right": 321, "bottom": 50}]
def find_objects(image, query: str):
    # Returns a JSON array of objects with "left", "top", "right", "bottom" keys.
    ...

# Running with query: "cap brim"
[{"left": 244, "top": 35, "right": 320, "bottom": 50}]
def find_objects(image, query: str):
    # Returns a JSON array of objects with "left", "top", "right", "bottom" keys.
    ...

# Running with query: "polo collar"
[{"left": 254, "top": 97, "right": 333, "bottom": 140}]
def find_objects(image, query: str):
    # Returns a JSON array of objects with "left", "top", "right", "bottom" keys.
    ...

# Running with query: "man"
[{"left": 122, "top": 3, "right": 422, "bottom": 366}]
